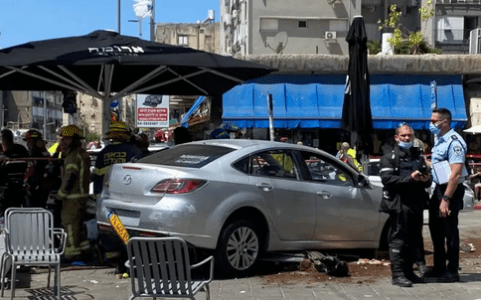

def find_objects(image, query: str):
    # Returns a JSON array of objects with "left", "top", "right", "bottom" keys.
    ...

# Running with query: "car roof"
[{"left": 187, "top": 139, "right": 321, "bottom": 151}]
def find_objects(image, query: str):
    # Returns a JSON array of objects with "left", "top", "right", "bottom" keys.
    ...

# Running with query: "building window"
[
  {"left": 260, "top": 19, "right": 278, "bottom": 31},
  {"left": 298, "top": 20, "right": 307, "bottom": 28},
  {"left": 178, "top": 35, "right": 189, "bottom": 45}
]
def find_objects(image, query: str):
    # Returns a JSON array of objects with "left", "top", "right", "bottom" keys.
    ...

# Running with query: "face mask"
[
  {"left": 398, "top": 141, "right": 413, "bottom": 149},
  {"left": 429, "top": 123, "right": 441, "bottom": 135}
]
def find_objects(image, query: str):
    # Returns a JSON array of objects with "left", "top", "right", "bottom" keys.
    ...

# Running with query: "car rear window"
[{"left": 136, "top": 144, "right": 235, "bottom": 168}]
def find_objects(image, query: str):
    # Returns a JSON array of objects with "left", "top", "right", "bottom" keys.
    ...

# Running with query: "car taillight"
[{"left": 152, "top": 179, "right": 206, "bottom": 194}]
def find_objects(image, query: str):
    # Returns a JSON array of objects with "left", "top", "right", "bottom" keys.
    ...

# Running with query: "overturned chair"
[
  {"left": 127, "top": 237, "right": 214, "bottom": 300},
  {"left": 0, "top": 208, "right": 67, "bottom": 300}
]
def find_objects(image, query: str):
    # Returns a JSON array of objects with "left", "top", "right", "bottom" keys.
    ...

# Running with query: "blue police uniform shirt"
[{"left": 431, "top": 128, "right": 467, "bottom": 184}]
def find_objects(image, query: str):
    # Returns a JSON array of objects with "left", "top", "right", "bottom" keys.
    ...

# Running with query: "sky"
[{"left": 0, "top": 0, "right": 220, "bottom": 49}]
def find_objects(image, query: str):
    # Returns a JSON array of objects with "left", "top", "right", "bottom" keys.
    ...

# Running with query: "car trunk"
[{"left": 105, "top": 163, "right": 180, "bottom": 205}]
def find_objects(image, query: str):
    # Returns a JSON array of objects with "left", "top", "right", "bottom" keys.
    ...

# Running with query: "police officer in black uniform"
[{"left": 380, "top": 124, "right": 431, "bottom": 287}]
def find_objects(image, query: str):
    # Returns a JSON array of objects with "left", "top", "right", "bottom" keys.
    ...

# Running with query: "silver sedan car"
[{"left": 96, "top": 140, "right": 389, "bottom": 275}]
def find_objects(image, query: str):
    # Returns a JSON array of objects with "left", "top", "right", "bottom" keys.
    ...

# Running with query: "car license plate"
[{"left": 108, "top": 210, "right": 130, "bottom": 244}]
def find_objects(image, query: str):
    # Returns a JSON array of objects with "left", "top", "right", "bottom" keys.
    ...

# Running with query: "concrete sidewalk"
[
  {"left": 5, "top": 210, "right": 481, "bottom": 300},
  {"left": 4, "top": 265, "right": 481, "bottom": 300}
]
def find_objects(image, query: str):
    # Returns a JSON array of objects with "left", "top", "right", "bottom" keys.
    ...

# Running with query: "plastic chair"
[
  {"left": 127, "top": 237, "right": 214, "bottom": 300},
  {"left": 0, "top": 208, "right": 66, "bottom": 300}
]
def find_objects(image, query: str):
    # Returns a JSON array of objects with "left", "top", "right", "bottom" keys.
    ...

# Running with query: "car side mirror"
[{"left": 357, "top": 175, "right": 369, "bottom": 187}]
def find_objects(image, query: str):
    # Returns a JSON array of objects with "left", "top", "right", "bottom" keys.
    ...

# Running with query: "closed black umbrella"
[
  {"left": 0, "top": 30, "right": 275, "bottom": 101},
  {"left": 341, "top": 16, "right": 373, "bottom": 157}
]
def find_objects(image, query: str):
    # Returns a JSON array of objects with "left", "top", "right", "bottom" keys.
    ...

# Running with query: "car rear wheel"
[{"left": 215, "top": 220, "right": 262, "bottom": 276}]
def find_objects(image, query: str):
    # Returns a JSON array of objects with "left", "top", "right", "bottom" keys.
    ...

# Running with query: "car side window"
[
  {"left": 300, "top": 151, "right": 354, "bottom": 186},
  {"left": 233, "top": 150, "right": 298, "bottom": 180}
]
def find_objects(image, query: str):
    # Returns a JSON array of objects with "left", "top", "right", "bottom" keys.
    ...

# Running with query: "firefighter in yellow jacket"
[{"left": 56, "top": 125, "right": 91, "bottom": 261}]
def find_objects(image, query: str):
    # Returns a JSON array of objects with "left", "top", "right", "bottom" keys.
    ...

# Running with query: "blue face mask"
[
  {"left": 429, "top": 123, "right": 441, "bottom": 135},
  {"left": 398, "top": 141, "right": 413, "bottom": 149}
]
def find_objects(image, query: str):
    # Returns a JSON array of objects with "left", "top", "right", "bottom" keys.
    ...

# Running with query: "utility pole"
[{"left": 150, "top": 0, "right": 155, "bottom": 41}]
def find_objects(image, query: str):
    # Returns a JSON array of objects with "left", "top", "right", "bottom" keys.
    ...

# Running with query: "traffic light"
[{"left": 62, "top": 91, "right": 77, "bottom": 114}]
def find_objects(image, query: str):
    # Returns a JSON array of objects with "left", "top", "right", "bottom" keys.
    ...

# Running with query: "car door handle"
[
  {"left": 317, "top": 191, "right": 332, "bottom": 199},
  {"left": 256, "top": 183, "right": 273, "bottom": 192}
]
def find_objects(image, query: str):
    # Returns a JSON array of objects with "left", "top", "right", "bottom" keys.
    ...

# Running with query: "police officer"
[
  {"left": 56, "top": 125, "right": 91, "bottom": 261},
  {"left": 425, "top": 108, "right": 466, "bottom": 282},
  {"left": 380, "top": 123, "right": 431, "bottom": 287},
  {"left": 93, "top": 121, "right": 141, "bottom": 196},
  {"left": 23, "top": 129, "right": 51, "bottom": 208}
]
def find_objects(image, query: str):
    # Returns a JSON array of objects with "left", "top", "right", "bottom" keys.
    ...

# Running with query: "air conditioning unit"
[{"left": 325, "top": 31, "right": 337, "bottom": 40}]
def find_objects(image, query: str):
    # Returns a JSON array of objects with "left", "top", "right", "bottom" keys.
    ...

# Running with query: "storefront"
[{"left": 221, "top": 74, "right": 467, "bottom": 155}]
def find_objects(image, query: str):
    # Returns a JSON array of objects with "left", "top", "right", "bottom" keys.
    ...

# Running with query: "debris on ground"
[
  {"left": 357, "top": 258, "right": 391, "bottom": 266},
  {"left": 460, "top": 242, "right": 476, "bottom": 253},
  {"left": 306, "top": 251, "right": 350, "bottom": 277}
]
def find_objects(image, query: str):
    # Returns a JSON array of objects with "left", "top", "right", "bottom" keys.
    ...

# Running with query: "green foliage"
[
  {"left": 87, "top": 132, "right": 101, "bottom": 142},
  {"left": 367, "top": 40, "right": 381, "bottom": 55},
  {"left": 378, "top": 2, "right": 441, "bottom": 55},
  {"left": 377, "top": 4, "right": 402, "bottom": 31},
  {"left": 419, "top": 1, "right": 434, "bottom": 21}
]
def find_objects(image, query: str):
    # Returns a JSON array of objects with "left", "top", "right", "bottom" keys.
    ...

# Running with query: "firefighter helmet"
[
  {"left": 106, "top": 121, "right": 130, "bottom": 140},
  {"left": 59, "top": 125, "right": 84, "bottom": 138}
]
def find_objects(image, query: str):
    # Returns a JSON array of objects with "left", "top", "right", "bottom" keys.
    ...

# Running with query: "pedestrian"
[
  {"left": 0, "top": 129, "right": 30, "bottom": 216},
  {"left": 23, "top": 129, "right": 51, "bottom": 208},
  {"left": 93, "top": 121, "right": 141, "bottom": 196},
  {"left": 56, "top": 125, "right": 91, "bottom": 262},
  {"left": 425, "top": 107, "right": 467, "bottom": 282},
  {"left": 379, "top": 123, "right": 431, "bottom": 287},
  {"left": 0, "top": 129, "right": 29, "bottom": 158},
  {"left": 469, "top": 165, "right": 481, "bottom": 200},
  {"left": 339, "top": 142, "right": 359, "bottom": 170},
  {"left": 173, "top": 126, "right": 192, "bottom": 145},
  {"left": 131, "top": 133, "right": 151, "bottom": 162}
]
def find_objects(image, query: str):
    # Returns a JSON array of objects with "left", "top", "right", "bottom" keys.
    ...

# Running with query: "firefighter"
[
  {"left": 56, "top": 125, "right": 91, "bottom": 261},
  {"left": 23, "top": 129, "right": 51, "bottom": 208},
  {"left": 93, "top": 121, "right": 141, "bottom": 196},
  {"left": 93, "top": 121, "right": 140, "bottom": 265}
]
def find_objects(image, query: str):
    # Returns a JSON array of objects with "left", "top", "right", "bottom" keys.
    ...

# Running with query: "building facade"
[
  {"left": 155, "top": 19, "right": 220, "bottom": 128},
  {"left": 220, "top": 0, "right": 362, "bottom": 56},
  {"left": 1, "top": 91, "right": 64, "bottom": 143}
]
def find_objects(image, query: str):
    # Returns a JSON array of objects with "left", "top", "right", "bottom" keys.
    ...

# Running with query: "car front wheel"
[{"left": 215, "top": 220, "right": 262, "bottom": 276}]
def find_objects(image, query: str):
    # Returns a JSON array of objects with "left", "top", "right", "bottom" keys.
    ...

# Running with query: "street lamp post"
[{"left": 118, "top": 0, "right": 121, "bottom": 34}]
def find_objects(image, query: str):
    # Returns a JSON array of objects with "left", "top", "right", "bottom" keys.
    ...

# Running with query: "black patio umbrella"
[
  {"left": 341, "top": 16, "right": 373, "bottom": 157},
  {"left": 0, "top": 30, "right": 275, "bottom": 102}
]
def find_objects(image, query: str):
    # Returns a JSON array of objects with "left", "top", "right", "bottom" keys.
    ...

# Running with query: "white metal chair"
[
  {"left": 127, "top": 237, "right": 214, "bottom": 300},
  {"left": 0, "top": 208, "right": 66, "bottom": 300}
]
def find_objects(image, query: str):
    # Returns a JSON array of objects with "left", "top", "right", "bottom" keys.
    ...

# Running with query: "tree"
[{"left": 377, "top": 2, "right": 441, "bottom": 55}]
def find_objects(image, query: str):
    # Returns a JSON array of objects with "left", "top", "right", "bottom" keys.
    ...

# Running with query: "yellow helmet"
[
  {"left": 106, "top": 121, "right": 130, "bottom": 140},
  {"left": 59, "top": 125, "right": 84, "bottom": 138}
]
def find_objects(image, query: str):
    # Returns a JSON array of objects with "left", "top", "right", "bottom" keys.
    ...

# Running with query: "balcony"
[{"left": 434, "top": 29, "right": 471, "bottom": 53}]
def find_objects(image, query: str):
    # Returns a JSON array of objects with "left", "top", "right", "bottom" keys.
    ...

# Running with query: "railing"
[{"left": 436, "top": 0, "right": 481, "bottom": 4}]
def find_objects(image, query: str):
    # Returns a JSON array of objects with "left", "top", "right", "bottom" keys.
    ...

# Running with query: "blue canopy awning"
[
  {"left": 180, "top": 96, "right": 206, "bottom": 127},
  {"left": 222, "top": 74, "right": 467, "bottom": 130}
]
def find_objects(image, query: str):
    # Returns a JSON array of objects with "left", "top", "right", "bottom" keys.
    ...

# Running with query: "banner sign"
[{"left": 136, "top": 94, "right": 169, "bottom": 128}]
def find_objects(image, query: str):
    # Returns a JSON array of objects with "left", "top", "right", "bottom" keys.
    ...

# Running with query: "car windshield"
[{"left": 136, "top": 144, "right": 235, "bottom": 168}]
